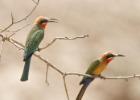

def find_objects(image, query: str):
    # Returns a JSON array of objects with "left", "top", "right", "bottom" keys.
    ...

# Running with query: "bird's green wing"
[
  {"left": 25, "top": 25, "right": 39, "bottom": 46},
  {"left": 86, "top": 60, "right": 100, "bottom": 75},
  {"left": 24, "top": 29, "right": 44, "bottom": 60},
  {"left": 79, "top": 60, "right": 100, "bottom": 85}
]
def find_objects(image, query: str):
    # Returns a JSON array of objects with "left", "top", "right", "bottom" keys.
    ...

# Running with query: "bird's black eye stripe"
[
  {"left": 40, "top": 19, "right": 48, "bottom": 24},
  {"left": 106, "top": 54, "right": 114, "bottom": 58}
]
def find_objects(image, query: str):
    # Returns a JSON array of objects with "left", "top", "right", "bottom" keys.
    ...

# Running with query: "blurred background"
[{"left": 0, "top": 0, "right": 140, "bottom": 100}]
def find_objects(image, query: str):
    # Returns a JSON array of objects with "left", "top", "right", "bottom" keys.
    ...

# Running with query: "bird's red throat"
[
  {"left": 40, "top": 23, "right": 47, "bottom": 29},
  {"left": 107, "top": 58, "right": 113, "bottom": 63}
]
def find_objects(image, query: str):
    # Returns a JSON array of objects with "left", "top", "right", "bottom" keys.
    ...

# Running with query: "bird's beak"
[
  {"left": 114, "top": 54, "right": 125, "bottom": 57},
  {"left": 48, "top": 18, "right": 58, "bottom": 23}
]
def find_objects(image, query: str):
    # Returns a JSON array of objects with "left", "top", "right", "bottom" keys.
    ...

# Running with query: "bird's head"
[
  {"left": 34, "top": 16, "right": 58, "bottom": 29},
  {"left": 101, "top": 51, "right": 125, "bottom": 63}
]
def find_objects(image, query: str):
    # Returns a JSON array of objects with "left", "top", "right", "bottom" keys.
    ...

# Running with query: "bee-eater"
[
  {"left": 76, "top": 51, "right": 125, "bottom": 100},
  {"left": 20, "top": 16, "right": 57, "bottom": 81}
]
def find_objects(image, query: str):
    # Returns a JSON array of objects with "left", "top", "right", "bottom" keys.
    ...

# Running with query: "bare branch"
[
  {"left": 39, "top": 34, "right": 89, "bottom": 51},
  {"left": 65, "top": 72, "right": 140, "bottom": 81},
  {"left": 32, "top": 0, "right": 38, "bottom": 4},
  {"left": 11, "top": 12, "right": 14, "bottom": 24},
  {"left": 0, "top": 41, "right": 4, "bottom": 61},
  {"left": 1, "top": 24, "right": 13, "bottom": 33},
  {"left": 45, "top": 63, "right": 50, "bottom": 85},
  {"left": 0, "top": 0, "right": 40, "bottom": 33},
  {"left": 62, "top": 74, "right": 70, "bottom": 100},
  {"left": 14, "top": 0, "right": 40, "bottom": 23},
  {"left": 98, "top": 74, "right": 140, "bottom": 80},
  {"left": 65, "top": 72, "right": 92, "bottom": 77},
  {"left": 12, "top": 23, "right": 31, "bottom": 33},
  {"left": 0, "top": 34, "right": 4, "bottom": 39},
  {"left": 9, "top": 38, "right": 23, "bottom": 50},
  {"left": 8, "top": 23, "right": 31, "bottom": 38},
  {"left": 34, "top": 53, "right": 64, "bottom": 75}
]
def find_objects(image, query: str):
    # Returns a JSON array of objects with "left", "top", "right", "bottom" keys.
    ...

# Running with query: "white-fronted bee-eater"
[
  {"left": 20, "top": 16, "right": 57, "bottom": 81},
  {"left": 76, "top": 51, "right": 125, "bottom": 100}
]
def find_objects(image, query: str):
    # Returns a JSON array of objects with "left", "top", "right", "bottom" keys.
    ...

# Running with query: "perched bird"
[
  {"left": 76, "top": 51, "right": 125, "bottom": 100},
  {"left": 20, "top": 16, "right": 57, "bottom": 81}
]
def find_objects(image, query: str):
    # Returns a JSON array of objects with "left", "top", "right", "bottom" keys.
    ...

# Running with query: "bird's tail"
[
  {"left": 76, "top": 84, "right": 89, "bottom": 100},
  {"left": 20, "top": 56, "right": 31, "bottom": 81},
  {"left": 76, "top": 77, "right": 94, "bottom": 100}
]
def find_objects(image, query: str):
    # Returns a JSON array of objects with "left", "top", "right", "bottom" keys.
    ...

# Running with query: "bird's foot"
[{"left": 36, "top": 48, "right": 41, "bottom": 52}]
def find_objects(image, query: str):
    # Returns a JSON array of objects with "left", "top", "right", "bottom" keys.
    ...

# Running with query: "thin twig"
[
  {"left": 11, "top": 12, "right": 14, "bottom": 24},
  {"left": 45, "top": 63, "right": 50, "bottom": 85},
  {"left": 14, "top": 0, "right": 40, "bottom": 24},
  {"left": 1, "top": 12, "right": 15, "bottom": 32},
  {"left": 65, "top": 72, "right": 93, "bottom": 77},
  {"left": 0, "top": 34, "right": 4, "bottom": 39},
  {"left": 65, "top": 72, "right": 140, "bottom": 80},
  {"left": 13, "top": 23, "right": 31, "bottom": 33},
  {"left": 39, "top": 34, "right": 89, "bottom": 51},
  {"left": 32, "top": 0, "right": 38, "bottom": 4},
  {"left": 63, "top": 74, "right": 70, "bottom": 100},
  {"left": 1, "top": 24, "right": 13, "bottom": 33},
  {"left": 34, "top": 53, "right": 64, "bottom": 75},
  {"left": 0, "top": 0, "right": 40, "bottom": 33},
  {"left": 9, "top": 39, "right": 23, "bottom": 50},
  {"left": 8, "top": 23, "right": 31, "bottom": 38},
  {"left": 0, "top": 41, "right": 4, "bottom": 61},
  {"left": 98, "top": 74, "right": 140, "bottom": 80},
  {"left": 0, "top": 12, "right": 14, "bottom": 33}
]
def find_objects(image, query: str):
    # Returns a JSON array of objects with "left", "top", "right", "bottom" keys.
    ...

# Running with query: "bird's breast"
[{"left": 93, "top": 62, "right": 108, "bottom": 75}]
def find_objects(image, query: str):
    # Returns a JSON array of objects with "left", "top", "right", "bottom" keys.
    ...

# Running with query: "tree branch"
[
  {"left": 39, "top": 34, "right": 89, "bottom": 51},
  {"left": 14, "top": 0, "right": 40, "bottom": 23},
  {"left": 0, "top": 34, "right": 4, "bottom": 39},
  {"left": 62, "top": 74, "right": 70, "bottom": 100},
  {"left": 0, "top": 41, "right": 4, "bottom": 61},
  {"left": 45, "top": 63, "right": 50, "bottom": 85},
  {"left": 64, "top": 72, "right": 140, "bottom": 81},
  {"left": 8, "top": 23, "right": 31, "bottom": 38},
  {"left": 0, "top": 0, "right": 40, "bottom": 33}
]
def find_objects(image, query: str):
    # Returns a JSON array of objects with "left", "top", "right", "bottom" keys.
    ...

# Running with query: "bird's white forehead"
[{"left": 103, "top": 51, "right": 114, "bottom": 55}]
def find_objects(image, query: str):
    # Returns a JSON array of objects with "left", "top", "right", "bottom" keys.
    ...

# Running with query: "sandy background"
[{"left": 0, "top": 0, "right": 140, "bottom": 100}]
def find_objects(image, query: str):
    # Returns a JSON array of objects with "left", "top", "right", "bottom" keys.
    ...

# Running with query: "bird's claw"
[{"left": 36, "top": 48, "right": 41, "bottom": 52}]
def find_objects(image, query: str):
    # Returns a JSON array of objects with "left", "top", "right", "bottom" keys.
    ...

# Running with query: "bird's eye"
[
  {"left": 40, "top": 20, "right": 48, "bottom": 24},
  {"left": 106, "top": 54, "right": 114, "bottom": 58}
]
